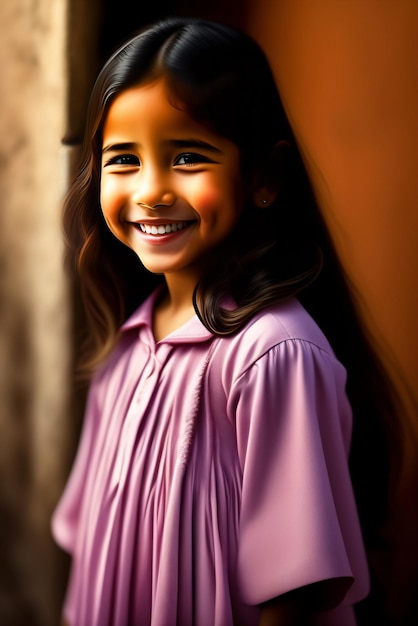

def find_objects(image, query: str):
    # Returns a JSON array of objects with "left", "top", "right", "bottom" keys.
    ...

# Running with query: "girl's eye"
[
  {"left": 105, "top": 154, "right": 140, "bottom": 166},
  {"left": 174, "top": 152, "right": 211, "bottom": 167}
]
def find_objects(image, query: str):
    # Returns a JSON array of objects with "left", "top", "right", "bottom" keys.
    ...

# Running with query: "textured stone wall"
[{"left": 0, "top": 1, "right": 71, "bottom": 623}]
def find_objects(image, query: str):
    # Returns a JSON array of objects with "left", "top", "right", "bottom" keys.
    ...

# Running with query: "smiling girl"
[
  {"left": 100, "top": 78, "right": 246, "bottom": 339},
  {"left": 53, "top": 17, "right": 399, "bottom": 626}
]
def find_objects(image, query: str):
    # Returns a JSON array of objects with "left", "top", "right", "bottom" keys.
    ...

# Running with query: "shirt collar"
[{"left": 120, "top": 288, "right": 214, "bottom": 344}]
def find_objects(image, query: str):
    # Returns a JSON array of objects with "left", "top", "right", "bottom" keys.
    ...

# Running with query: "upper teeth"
[{"left": 139, "top": 222, "right": 187, "bottom": 235}]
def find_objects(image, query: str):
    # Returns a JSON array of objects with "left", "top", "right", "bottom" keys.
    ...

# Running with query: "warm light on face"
[{"left": 100, "top": 78, "right": 246, "bottom": 285}]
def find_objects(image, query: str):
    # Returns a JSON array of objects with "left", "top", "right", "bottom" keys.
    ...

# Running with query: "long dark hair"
[
  {"left": 64, "top": 17, "right": 325, "bottom": 364},
  {"left": 64, "top": 16, "right": 406, "bottom": 621}
]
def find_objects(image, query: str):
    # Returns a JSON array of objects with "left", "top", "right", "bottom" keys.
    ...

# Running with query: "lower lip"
[{"left": 132, "top": 223, "right": 194, "bottom": 246}]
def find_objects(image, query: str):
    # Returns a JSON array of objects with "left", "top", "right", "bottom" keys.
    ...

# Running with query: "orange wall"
[
  {"left": 179, "top": 0, "right": 418, "bottom": 420},
  {"left": 244, "top": 1, "right": 418, "bottom": 420}
]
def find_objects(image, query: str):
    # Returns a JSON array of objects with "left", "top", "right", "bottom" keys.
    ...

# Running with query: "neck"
[
  {"left": 152, "top": 272, "right": 198, "bottom": 341},
  {"left": 163, "top": 271, "right": 199, "bottom": 312}
]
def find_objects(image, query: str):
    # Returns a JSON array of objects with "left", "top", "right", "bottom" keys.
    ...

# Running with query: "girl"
[{"left": 53, "top": 16, "right": 400, "bottom": 626}]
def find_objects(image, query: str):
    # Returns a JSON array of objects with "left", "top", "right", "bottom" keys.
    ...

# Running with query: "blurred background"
[{"left": 0, "top": 1, "right": 417, "bottom": 624}]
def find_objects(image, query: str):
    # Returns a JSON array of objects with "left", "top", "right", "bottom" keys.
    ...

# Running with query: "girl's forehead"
[
  {"left": 102, "top": 78, "right": 233, "bottom": 149},
  {"left": 105, "top": 79, "right": 191, "bottom": 127}
]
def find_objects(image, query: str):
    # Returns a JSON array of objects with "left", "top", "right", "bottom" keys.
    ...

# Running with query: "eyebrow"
[
  {"left": 102, "top": 142, "right": 137, "bottom": 154},
  {"left": 102, "top": 139, "right": 222, "bottom": 154},
  {"left": 167, "top": 139, "right": 222, "bottom": 153}
]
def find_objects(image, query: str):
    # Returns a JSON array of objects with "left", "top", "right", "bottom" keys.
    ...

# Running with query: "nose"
[{"left": 131, "top": 167, "right": 175, "bottom": 210}]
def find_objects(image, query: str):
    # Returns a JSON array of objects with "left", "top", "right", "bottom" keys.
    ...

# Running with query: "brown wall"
[
  {"left": 0, "top": 1, "right": 71, "bottom": 624},
  {"left": 245, "top": 1, "right": 418, "bottom": 423}
]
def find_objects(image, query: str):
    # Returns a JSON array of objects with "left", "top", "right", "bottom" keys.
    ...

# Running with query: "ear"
[
  {"left": 252, "top": 140, "right": 290, "bottom": 208},
  {"left": 252, "top": 186, "right": 278, "bottom": 209}
]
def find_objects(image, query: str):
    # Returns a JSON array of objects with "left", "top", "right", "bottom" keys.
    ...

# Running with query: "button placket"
[{"left": 117, "top": 341, "right": 171, "bottom": 484}]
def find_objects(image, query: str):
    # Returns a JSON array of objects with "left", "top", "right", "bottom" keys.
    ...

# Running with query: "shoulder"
[
  {"left": 209, "top": 298, "right": 342, "bottom": 386},
  {"left": 226, "top": 298, "right": 333, "bottom": 359}
]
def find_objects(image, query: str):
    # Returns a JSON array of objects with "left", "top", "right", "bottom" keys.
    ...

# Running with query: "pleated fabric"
[{"left": 52, "top": 291, "right": 369, "bottom": 626}]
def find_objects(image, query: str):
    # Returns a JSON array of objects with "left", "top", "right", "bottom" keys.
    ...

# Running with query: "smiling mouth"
[{"left": 136, "top": 221, "right": 194, "bottom": 235}]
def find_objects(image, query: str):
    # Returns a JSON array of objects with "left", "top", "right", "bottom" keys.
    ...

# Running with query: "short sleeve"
[{"left": 232, "top": 338, "right": 369, "bottom": 606}]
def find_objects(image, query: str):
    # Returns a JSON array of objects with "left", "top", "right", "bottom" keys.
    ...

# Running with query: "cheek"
[
  {"left": 192, "top": 188, "right": 223, "bottom": 215},
  {"left": 99, "top": 181, "right": 124, "bottom": 241},
  {"left": 100, "top": 178, "right": 120, "bottom": 220},
  {"left": 191, "top": 177, "right": 244, "bottom": 221}
]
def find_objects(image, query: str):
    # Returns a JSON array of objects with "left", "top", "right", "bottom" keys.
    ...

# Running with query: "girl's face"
[{"left": 100, "top": 78, "right": 246, "bottom": 284}]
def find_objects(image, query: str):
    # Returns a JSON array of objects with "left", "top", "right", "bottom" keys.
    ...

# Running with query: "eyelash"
[
  {"left": 173, "top": 152, "right": 211, "bottom": 167},
  {"left": 104, "top": 152, "right": 212, "bottom": 168},
  {"left": 105, "top": 154, "right": 140, "bottom": 166}
]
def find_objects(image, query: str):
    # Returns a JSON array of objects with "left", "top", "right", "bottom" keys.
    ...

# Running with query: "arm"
[
  {"left": 258, "top": 579, "right": 352, "bottom": 626},
  {"left": 258, "top": 599, "right": 313, "bottom": 626},
  {"left": 234, "top": 341, "right": 368, "bottom": 612}
]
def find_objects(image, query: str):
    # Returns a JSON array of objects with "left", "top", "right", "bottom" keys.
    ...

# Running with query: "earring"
[{"left": 253, "top": 190, "right": 272, "bottom": 208}]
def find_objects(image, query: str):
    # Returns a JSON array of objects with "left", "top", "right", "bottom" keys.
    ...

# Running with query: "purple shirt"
[{"left": 52, "top": 291, "right": 369, "bottom": 625}]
